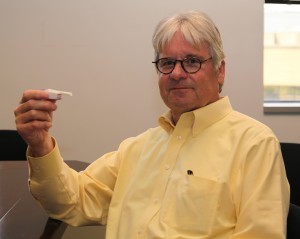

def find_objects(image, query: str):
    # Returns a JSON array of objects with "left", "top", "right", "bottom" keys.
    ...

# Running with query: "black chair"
[
  {"left": 280, "top": 142, "right": 300, "bottom": 207},
  {"left": 280, "top": 143, "right": 300, "bottom": 238},
  {"left": 0, "top": 130, "right": 27, "bottom": 160},
  {"left": 287, "top": 203, "right": 300, "bottom": 239}
]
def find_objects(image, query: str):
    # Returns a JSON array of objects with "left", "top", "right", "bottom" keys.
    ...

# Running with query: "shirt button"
[
  {"left": 165, "top": 164, "right": 170, "bottom": 170},
  {"left": 176, "top": 135, "right": 182, "bottom": 140}
]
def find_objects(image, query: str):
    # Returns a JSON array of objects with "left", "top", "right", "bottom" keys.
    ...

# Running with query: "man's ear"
[{"left": 217, "top": 60, "right": 225, "bottom": 93}]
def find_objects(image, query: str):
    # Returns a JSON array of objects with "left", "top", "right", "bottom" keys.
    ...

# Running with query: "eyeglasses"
[{"left": 152, "top": 56, "right": 212, "bottom": 74}]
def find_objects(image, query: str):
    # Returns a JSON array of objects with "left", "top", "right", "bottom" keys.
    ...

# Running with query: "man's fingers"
[
  {"left": 15, "top": 98, "right": 57, "bottom": 117},
  {"left": 19, "top": 90, "right": 50, "bottom": 104},
  {"left": 15, "top": 109, "right": 53, "bottom": 125},
  {"left": 16, "top": 120, "right": 53, "bottom": 133}
]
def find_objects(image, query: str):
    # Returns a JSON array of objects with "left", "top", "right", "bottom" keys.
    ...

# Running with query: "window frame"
[
  {"left": 265, "top": 0, "right": 300, "bottom": 4},
  {"left": 264, "top": 0, "right": 300, "bottom": 114}
]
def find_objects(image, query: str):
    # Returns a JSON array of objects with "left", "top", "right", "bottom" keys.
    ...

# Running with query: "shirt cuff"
[{"left": 27, "top": 138, "right": 64, "bottom": 181}]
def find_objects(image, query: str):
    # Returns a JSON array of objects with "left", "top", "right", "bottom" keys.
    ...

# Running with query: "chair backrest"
[
  {"left": 280, "top": 142, "right": 300, "bottom": 207},
  {"left": 287, "top": 203, "right": 300, "bottom": 239},
  {"left": 0, "top": 130, "right": 27, "bottom": 160}
]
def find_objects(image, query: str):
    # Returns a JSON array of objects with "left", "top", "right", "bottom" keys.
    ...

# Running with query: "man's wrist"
[{"left": 28, "top": 137, "right": 55, "bottom": 158}]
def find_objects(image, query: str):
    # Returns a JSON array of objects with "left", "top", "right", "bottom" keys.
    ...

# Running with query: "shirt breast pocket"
[{"left": 161, "top": 174, "right": 222, "bottom": 236}]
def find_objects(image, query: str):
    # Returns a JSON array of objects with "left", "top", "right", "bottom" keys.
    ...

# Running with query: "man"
[{"left": 14, "top": 10, "right": 289, "bottom": 238}]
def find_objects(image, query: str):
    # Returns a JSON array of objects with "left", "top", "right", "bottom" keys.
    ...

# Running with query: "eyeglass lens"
[{"left": 156, "top": 57, "right": 202, "bottom": 74}]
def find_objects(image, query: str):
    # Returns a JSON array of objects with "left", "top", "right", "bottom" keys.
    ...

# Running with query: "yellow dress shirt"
[{"left": 28, "top": 97, "right": 290, "bottom": 239}]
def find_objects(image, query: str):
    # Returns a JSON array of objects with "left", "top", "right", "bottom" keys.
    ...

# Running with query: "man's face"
[{"left": 158, "top": 31, "right": 225, "bottom": 123}]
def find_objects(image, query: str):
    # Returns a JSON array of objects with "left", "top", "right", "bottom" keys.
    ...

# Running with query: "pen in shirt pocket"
[{"left": 187, "top": 170, "right": 194, "bottom": 176}]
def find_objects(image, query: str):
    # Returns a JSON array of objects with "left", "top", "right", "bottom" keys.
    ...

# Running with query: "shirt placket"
[{"left": 135, "top": 122, "right": 191, "bottom": 238}]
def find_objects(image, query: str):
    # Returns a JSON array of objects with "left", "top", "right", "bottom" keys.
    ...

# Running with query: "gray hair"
[{"left": 152, "top": 10, "right": 225, "bottom": 70}]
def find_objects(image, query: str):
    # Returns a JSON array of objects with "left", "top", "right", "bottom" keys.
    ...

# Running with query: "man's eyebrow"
[
  {"left": 159, "top": 54, "right": 204, "bottom": 59},
  {"left": 185, "top": 54, "right": 209, "bottom": 61},
  {"left": 185, "top": 54, "right": 198, "bottom": 58}
]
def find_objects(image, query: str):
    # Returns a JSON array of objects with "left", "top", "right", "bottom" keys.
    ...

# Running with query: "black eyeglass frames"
[{"left": 152, "top": 56, "right": 212, "bottom": 74}]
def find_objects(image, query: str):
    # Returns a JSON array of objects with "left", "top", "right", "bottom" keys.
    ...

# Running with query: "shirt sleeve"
[
  {"left": 230, "top": 136, "right": 290, "bottom": 239},
  {"left": 27, "top": 139, "right": 118, "bottom": 226}
]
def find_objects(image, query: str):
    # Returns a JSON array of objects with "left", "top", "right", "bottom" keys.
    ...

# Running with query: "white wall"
[{"left": 1, "top": 0, "right": 299, "bottom": 163}]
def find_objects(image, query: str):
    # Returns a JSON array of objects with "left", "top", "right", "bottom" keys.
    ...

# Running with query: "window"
[{"left": 264, "top": 0, "right": 300, "bottom": 113}]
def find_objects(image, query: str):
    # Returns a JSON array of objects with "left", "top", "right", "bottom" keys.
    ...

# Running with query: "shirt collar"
[{"left": 158, "top": 96, "right": 233, "bottom": 136}]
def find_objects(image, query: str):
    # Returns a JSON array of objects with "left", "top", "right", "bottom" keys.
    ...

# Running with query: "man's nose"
[{"left": 170, "top": 62, "right": 188, "bottom": 80}]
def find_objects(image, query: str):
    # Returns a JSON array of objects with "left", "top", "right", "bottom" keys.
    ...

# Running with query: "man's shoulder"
[{"left": 228, "top": 110, "right": 276, "bottom": 139}]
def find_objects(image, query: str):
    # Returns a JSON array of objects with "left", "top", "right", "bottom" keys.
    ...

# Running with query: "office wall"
[{"left": 1, "top": 0, "right": 299, "bottom": 163}]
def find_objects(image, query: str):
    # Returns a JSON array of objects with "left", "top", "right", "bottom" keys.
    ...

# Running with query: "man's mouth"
[{"left": 170, "top": 86, "right": 191, "bottom": 91}]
